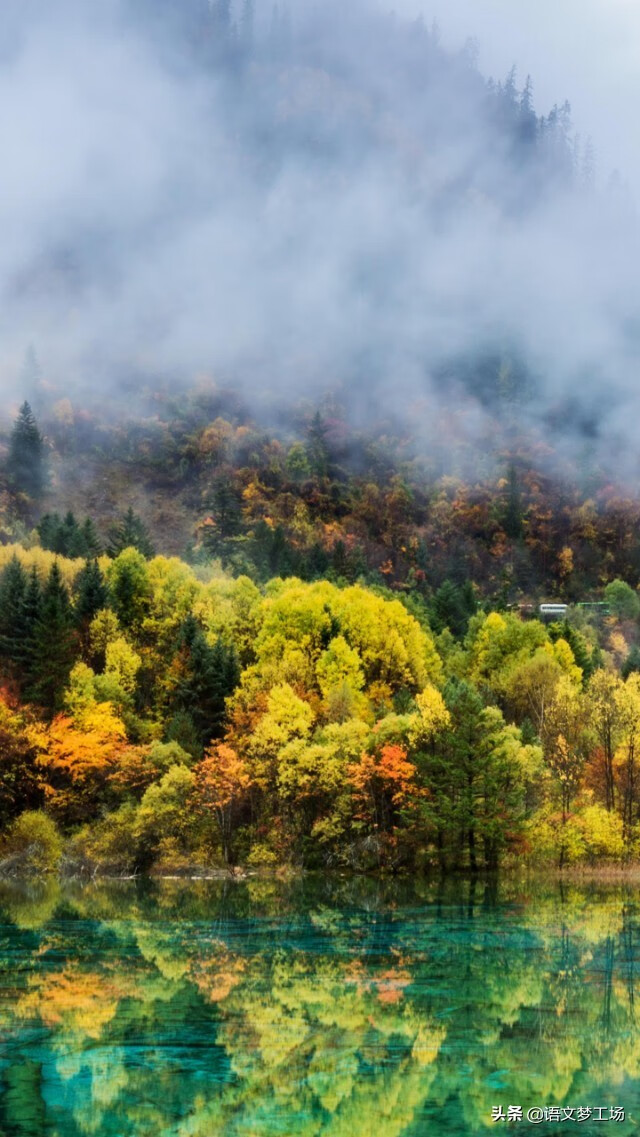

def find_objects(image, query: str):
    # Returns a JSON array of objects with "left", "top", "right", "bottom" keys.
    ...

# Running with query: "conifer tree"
[
  {"left": 28, "top": 563, "right": 76, "bottom": 715},
  {"left": 0, "top": 557, "right": 28, "bottom": 672},
  {"left": 503, "top": 464, "right": 523, "bottom": 539},
  {"left": 307, "top": 411, "right": 329, "bottom": 479},
  {"left": 6, "top": 401, "right": 46, "bottom": 502},
  {"left": 18, "top": 567, "right": 43, "bottom": 686},
  {"left": 81, "top": 518, "right": 102, "bottom": 557},
  {"left": 172, "top": 618, "right": 240, "bottom": 748},
  {"left": 107, "top": 507, "right": 155, "bottom": 559},
  {"left": 74, "top": 560, "right": 109, "bottom": 642}
]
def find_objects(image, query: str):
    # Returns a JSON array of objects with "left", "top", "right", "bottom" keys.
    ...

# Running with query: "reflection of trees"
[{"left": 1, "top": 880, "right": 640, "bottom": 1134}]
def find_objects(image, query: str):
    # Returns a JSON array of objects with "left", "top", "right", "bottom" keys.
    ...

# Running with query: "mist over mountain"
[{"left": 0, "top": 0, "right": 638, "bottom": 473}]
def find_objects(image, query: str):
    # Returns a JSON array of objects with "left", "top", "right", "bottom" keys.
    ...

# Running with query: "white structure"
[{"left": 539, "top": 603, "right": 568, "bottom": 619}]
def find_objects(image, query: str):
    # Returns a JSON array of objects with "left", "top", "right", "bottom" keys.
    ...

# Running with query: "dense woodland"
[
  {"left": 1, "top": 2, "right": 639, "bottom": 874},
  {"left": 2, "top": 399, "right": 640, "bottom": 874}
]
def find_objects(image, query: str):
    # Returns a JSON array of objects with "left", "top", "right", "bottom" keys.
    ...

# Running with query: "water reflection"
[{"left": 0, "top": 876, "right": 639, "bottom": 1135}]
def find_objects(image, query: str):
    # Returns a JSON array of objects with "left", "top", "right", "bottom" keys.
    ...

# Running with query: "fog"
[
  {"left": 1, "top": 0, "right": 640, "bottom": 472},
  {"left": 398, "top": 0, "right": 640, "bottom": 192}
]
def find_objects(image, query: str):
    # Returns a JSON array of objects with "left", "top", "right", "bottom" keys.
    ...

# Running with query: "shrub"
[
  {"left": 246, "top": 843, "right": 278, "bottom": 868},
  {"left": 2, "top": 811, "right": 63, "bottom": 874},
  {"left": 67, "top": 804, "right": 141, "bottom": 876}
]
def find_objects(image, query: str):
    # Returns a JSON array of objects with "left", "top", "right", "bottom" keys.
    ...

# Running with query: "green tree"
[
  {"left": 18, "top": 567, "right": 43, "bottom": 687},
  {"left": 622, "top": 645, "right": 640, "bottom": 680},
  {"left": 107, "top": 507, "right": 155, "bottom": 559},
  {"left": 6, "top": 401, "right": 46, "bottom": 502},
  {"left": 171, "top": 616, "right": 240, "bottom": 750},
  {"left": 107, "top": 548, "right": 152, "bottom": 632},
  {"left": 307, "top": 412, "right": 329, "bottom": 479},
  {"left": 0, "top": 556, "right": 28, "bottom": 673},
  {"left": 432, "top": 580, "right": 476, "bottom": 638},
  {"left": 604, "top": 579, "right": 640, "bottom": 621},
  {"left": 420, "top": 680, "right": 539, "bottom": 870},
  {"left": 28, "top": 563, "right": 77, "bottom": 715},
  {"left": 502, "top": 464, "right": 523, "bottom": 539},
  {"left": 74, "top": 559, "right": 109, "bottom": 646},
  {"left": 81, "top": 517, "right": 102, "bottom": 557}
]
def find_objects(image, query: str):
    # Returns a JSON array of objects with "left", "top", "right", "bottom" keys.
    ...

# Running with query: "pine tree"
[
  {"left": 307, "top": 412, "right": 329, "bottom": 479},
  {"left": 37, "top": 514, "right": 59, "bottom": 552},
  {"left": 6, "top": 401, "right": 46, "bottom": 502},
  {"left": 74, "top": 560, "right": 109, "bottom": 638},
  {"left": 107, "top": 507, "right": 155, "bottom": 559},
  {"left": 432, "top": 581, "right": 472, "bottom": 638},
  {"left": 18, "top": 567, "right": 43, "bottom": 686},
  {"left": 38, "top": 512, "right": 102, "bottom": 558},
  {"left": 172, "top": 619, "right": 240, "bottom": 747},
  {"left": 166, "top": 710, "right": 202, "bottom": 760},
  {"left": 60, "top": 511, "right": 81, "bottom": 556},
  {"left": 81, "top": 518, "right": 102, "bottom": 557},
  {"left": 622, "top": 646, "right": 640, "bottom": 681},
  {"left": 0, "top": 557, "right": 28, "bottom": 672},
  {"left": 28, "top": 563, "right": 76, "bottom": 715},
  {"left": 503, "top": 464, "right": 523, "bottom": 539},
  {"left": 518, "top": 75, "right": 537, "bottom": 147},
  {"left": 211, "top": 478, "right": 243, "bottom": 540}
]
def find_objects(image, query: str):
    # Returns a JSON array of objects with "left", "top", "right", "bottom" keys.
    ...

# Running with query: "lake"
[{"left": 0, "top": 875, "right": 638, "bottom": 1136}]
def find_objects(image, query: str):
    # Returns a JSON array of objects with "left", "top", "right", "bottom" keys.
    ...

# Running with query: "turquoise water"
[{"left": 0, "top": 875, "right": 639, "bottom": 1136}]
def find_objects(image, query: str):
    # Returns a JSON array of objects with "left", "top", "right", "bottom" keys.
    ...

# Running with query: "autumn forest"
[
  {"left": 1, "top": 389, "right": 640, "bottom": 877},
  {"left": 2, "top": 0, "right": 640, "bottom": 880}
]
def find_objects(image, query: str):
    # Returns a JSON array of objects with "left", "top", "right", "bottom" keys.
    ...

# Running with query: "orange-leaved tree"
[
  {"left": 194, "top": 744, "right": 252, "bottom": 864},
  {"left": 348, "top": 743, "right": 422, "bottom": 839},
  {"left": 34, "top": 703, "right": 129, "bottom": 824}
]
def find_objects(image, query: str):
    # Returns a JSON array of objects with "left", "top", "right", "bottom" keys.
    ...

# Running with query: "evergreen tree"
[
  {"left": 172, "top": 618, "right": 240, "bottom": 748},
  {"left": 59, "top": 511, "right": 81, "bottom": 556},
  {"left": 503, "top": 464, "right": 523, "bottom": 539},
  {"left": 74, "top": 560, "right": 109, "bottom": 641},
  {"left": 622, "top": 645, "right": 640, "bottom": 681},
  {"left": 0, "top": 557, "right": 28, "bottom": 672},
  {"left": 81, "top": 517, "right": 102, "bottom": 557},
  {"left": 421, "top": 680, "right": 527, "bottom": 871},
  {"left": 6, "top": 401, "right": 46, "bottom": 502},
  {"left": 267, "top": 525, "right": 296, "bottom": 577},
  {"left": 210, "top": 478, "right": 243, "bottom": 541},
  {"left": 549, "top": 619, "right": 593, "bottom": 680},
  {"left": 28, "top": 564, "right": 76, "bottom": 715},
  {"left": 518, "top": 75, "right": 537, "bottom": 148},
  {"left": 165, "top": 710, "right": 202, "bottom": 761},
  {"left": 37, "top": 514, "right": 60, "bottom": 552},
  {"left": 303, "top": 542, "right": 330, "bottom": 580},
  {"left": 38, "top": 512, "right": 102, "bottom": 558},
  {"left": 19, "top": 567, "right": 43, "bottom": 686},
  {"left": 307, "top": 412, "right": 330, "bottom": 479},
  {"left": 107, "top": 507, "right": 155, "bottom": 559},
  {"left": 432, "top": 581, "right": 474, "bottom": 638}
]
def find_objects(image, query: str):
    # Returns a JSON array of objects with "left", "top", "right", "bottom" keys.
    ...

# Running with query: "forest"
[
  {"left": 2, "top": 398, "right": 640, "bottom": 875},
  {"left": 1, "top": 0, "right": 640, "bottom": 876}
]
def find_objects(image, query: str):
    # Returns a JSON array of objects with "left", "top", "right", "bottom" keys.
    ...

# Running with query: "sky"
[{"left": 399, "top": 0, "right": 640, "bottom": 191}]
